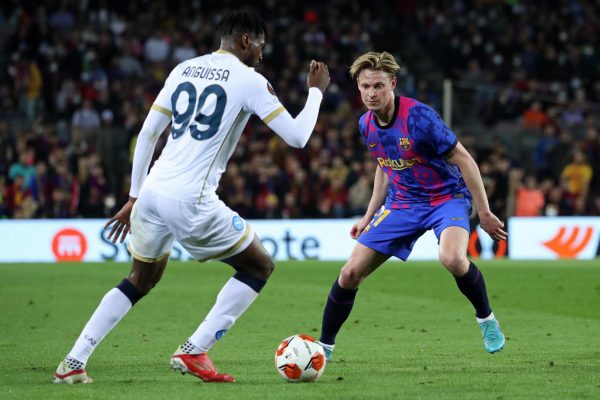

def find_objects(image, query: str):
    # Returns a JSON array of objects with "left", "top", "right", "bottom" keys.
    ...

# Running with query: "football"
[{"left": 274, "top": 334, "right": 326, "bottom": 382}]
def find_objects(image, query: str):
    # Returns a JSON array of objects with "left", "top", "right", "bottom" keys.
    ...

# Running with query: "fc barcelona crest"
[{"left": 399, "top": 137, "right": 411, "bottom": 150}]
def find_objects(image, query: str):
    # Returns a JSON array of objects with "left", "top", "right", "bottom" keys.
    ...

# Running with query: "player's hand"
[
  {"left": 307, "top": 60, "right": 330, "bottom": 93},
  {"left": 105, "top": 197, "right": 137, "bottom": 243},
  {"left": 350, "top": 216, "right": 371, "bottom": 239},
  {"left": 479, "top": 210, "right": 507, "bottom": 242}
]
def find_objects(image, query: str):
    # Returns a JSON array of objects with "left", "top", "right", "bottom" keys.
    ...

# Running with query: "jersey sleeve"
[
  {"left": 243, "top": 72, "right": 286, "bottom": 123},
  {"left": 408, "top": 104, "right": 458, "bottom": 157}
]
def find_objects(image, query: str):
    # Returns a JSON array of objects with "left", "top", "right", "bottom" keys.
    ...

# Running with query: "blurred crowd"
[{"left": 1, "top": 0, "right": 598, "bottom": 221}]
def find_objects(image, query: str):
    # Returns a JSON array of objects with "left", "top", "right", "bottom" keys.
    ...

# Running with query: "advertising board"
[{"left": 4, "top": 217, "right": 596, "bottom": 262}]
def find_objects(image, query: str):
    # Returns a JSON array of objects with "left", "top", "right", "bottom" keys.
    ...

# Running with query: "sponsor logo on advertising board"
[
  {"left": 468, "top": 229, "right": 507, "bottom": 259},
  {"left": 509, "top": 217, "right": 600, "bottom": 259},
  {"left": 52, "top": 228, "right": 88, "bottom": 261},
  {"left": 542, "top": 226, "right": 594, "bottom": 258}
]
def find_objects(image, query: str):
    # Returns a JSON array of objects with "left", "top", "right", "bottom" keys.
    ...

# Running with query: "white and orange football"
[{"left": 274, "top": 334, "right": 326, "bottom": 382}]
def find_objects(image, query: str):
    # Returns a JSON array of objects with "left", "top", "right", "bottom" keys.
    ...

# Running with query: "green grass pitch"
[{"left": 1, "top": 259, "right": 599, "bottom": 399}]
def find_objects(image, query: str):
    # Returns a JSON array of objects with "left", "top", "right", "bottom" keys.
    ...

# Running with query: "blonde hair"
[{"left": 349, "top": 51, "right": 400, "bottom": 80}]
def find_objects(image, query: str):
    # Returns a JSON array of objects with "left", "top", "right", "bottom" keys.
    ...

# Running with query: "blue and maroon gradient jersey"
[{"left": 358, "top": 96, "right": 469, "bottom": 208}]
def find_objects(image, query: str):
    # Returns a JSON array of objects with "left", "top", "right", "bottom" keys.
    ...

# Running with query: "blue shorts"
[{"left": 357, "top": 198, "right": 472, "bottom": 261}]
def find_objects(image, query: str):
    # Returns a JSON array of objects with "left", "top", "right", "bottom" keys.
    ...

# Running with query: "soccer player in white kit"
[{"left": 53, "top": 9, "right": 330, "bottom": 384}]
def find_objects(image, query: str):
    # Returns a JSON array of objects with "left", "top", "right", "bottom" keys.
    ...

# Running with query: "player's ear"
[
  {"left": 240, "top": 33, "right": 251, "bottom": 50},
  {"left": 390, "top": 76, "right": 397, "bottom": 90}
]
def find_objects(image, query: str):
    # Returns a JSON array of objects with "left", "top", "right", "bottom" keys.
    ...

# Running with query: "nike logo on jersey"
[{"left": 369, "top": 143, "right": 377, "bottom": 148}]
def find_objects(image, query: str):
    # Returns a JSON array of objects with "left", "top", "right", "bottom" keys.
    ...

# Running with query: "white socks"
[
  {"left": 65, "top": 276, "right": 260, "bottom": 364},
  {"left": 476, "top": 312, "right": 495, "bottom": 324},
  {"left": 317, "top": 341, "right": 334, "bottom": 352},
  {"left": 66, "top": 288, "right": 133, "bottom": 365},
  {"left": 187, "top": 277, "right": 259, "bottom": 353}
]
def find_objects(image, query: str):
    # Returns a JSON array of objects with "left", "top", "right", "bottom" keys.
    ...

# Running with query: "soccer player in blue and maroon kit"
[{"left": 317, "top": 52, "right": 507, "bottom": 360}]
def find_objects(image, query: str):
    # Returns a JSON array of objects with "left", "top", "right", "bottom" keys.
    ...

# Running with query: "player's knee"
[
  {"left": 256, "top": 257, "right": 275, "bottom": 280},
  {"left": 338, "top": 267, "right": 362, "bottom": 289},
  {"left": 242, "top": 257, "right": 275, "bottom": 280},
  {"left": 439, "top": 251, "right": 468, "bottom": 275},
  {"left": 228, "top": 255, "right": 274, "bottom": 281}
]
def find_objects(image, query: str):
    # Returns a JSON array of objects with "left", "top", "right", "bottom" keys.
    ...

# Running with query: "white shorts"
[{"left": 128, "top": 188, "right": 254, "bottom": 262}]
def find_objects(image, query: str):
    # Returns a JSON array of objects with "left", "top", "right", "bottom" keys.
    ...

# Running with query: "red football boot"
[{"left": 170, "top": 347, "right": 235, "bottom": 383}]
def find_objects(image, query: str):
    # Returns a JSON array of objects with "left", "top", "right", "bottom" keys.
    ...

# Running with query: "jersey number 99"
[{"left": 170, "top": 82, "right": 227, "bottom": 141}]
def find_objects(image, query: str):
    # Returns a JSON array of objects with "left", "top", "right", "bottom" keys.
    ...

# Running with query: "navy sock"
[
  {"left": 319, "top": 278, "right": 358, "bottom": 345},
  {"left": 233, "top": 270, "right": 267, "bottom": 293},
  {"left": 116, "top": 278, "right": 143, "bottom": 305},
  {"left": 454, "top": 262, "right": 492, "bottom": 319}
]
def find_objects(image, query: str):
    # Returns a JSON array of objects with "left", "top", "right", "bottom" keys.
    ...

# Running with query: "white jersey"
[{"left": 143, "top": 50, "right": 285, "bottom": 203}]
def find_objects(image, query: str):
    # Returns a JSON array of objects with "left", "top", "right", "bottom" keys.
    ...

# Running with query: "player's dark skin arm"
[
  {"left": 446, "top": 142, "right": 507, "bottom": 241},
  {"left": 105, "top": 197, "right": 136, "bottom": 243}
]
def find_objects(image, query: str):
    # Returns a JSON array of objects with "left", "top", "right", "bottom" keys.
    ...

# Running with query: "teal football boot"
[{"left": 479, "top": 318, "right": 505, "bottom": 353}]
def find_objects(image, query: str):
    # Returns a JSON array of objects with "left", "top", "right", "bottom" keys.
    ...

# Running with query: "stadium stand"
[{"left": 1, "top": 0, "right": 599, "bottom": 220}]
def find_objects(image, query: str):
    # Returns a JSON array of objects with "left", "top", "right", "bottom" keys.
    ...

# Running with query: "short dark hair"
[{"left": 216, "top": 9, "right": 267, "bottom": 40}]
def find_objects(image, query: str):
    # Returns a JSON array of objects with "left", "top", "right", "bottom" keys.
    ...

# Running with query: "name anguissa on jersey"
[{"left": 181, "top": 65, "right": 230, "bottom": 82}]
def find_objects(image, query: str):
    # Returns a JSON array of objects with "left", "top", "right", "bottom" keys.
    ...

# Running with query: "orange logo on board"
[
  {"left": 542, "top": 226, "right": 594, "bottom": 258},
  {"left": 468, "top": 231, "right": 506, "bottom": 258},
  {"left": 52, "top": 228, "right": 88, "bottom": 261}
]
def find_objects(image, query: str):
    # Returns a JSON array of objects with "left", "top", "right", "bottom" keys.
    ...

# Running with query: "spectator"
[
  {"left": 0, "top": 176, "right": 8, "bottom": 218},
  {"left": 8, "top": 151, "right": 36, "bottom": 187},
  {"left": 560, "top": 149, "right": 593, "bottom": 214},
  {"left": 514, "top": 175, "right": 545, "bottom": 217},
  {"left": 96, "top": 109, "right": 128, "bottom": 193},
  {"left": 589, "top": 193, "right": 600, "bottom": 216},
  {"left": 347, "top": 173, "right": 372, "bottom": 217},
  {"left": 55, "top": 79, "right": 80, "bottom": 120},
  {"left": 522, "top": 101, "right": 550, "bottom": 131},
  {"left": 225, "top": 175, "right": 253, "bottom": 218},
  {"left": 172, "top": 36, "right": 198, "bottom": 63},
  {"left": 49, "top": 5, "right": 75, "bottom": 36},
  {"left": 51, "top": 162, "right": 77, "bottom": 217},
  {"left": 144, "top": 30, "right": 171, "bottom": 63},
  {"left": 533, "top": 125, "right": 559, "bottom": 174},
  {"left": 328, "top": 155, "right": 349, "bottom": 184},
  {"left": 50, "top": 188, "right": 71, "bottom": 218},
  {"left": 547, "top": 130, "right": 575, "bottom": 179},
  {"left": 16, "top": 57, "right": 43, "bottom": 124},
  {"left": 0, "top": 1, "right": 599, "bottom": 220},
  {"left": 28, "top": 161, "right": 52, "bottom": 217},
  {"left": 319, "top": 178, "right": 348, "bottom": 218},
  {"left": 5, "top": 175, "right": 32, "bottom": 217},
  {"left": 71, "top": 99, "right": 100, "bottom": 146},
  {"left": 281, "top": 191, "right": 302, "bottom": 219},
  {"left": 544, "top": 186, "right": 571, "bottom": 217}
]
